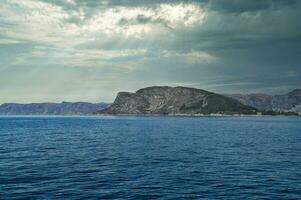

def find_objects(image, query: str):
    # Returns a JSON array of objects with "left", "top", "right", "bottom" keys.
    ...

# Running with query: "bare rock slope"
[
  {"left": 98, "top": 86, "right": 256, "bottom": 115},
  {"left": 227, "top": 89, "right": 301, "bottom": 113}
]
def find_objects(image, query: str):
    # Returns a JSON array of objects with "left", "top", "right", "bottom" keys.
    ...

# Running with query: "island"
[{"left": 96, "top": 86, "right": 257, "bottom": 115}]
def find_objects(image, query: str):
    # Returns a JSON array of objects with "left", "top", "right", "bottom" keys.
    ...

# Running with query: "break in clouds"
[{"left": 0, "top": 0, "right": 300, "bottom": 103}]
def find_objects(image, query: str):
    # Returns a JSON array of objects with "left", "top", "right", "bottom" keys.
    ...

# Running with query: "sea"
[{"left": 0, "top": 116, "right": 300, "bottom": 199}]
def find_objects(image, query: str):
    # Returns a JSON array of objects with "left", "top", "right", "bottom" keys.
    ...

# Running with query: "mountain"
[
  {"left": 227, "top": 89, "right": 301, "bottom": 113},
  {"left": 0, "top": 102, "right": 110, "bottom": 115},
  {"left": 96, "top": 86, "right": 257, "bottom": 115}
]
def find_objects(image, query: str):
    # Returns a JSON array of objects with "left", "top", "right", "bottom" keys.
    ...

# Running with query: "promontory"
[{"left": 96, "top": 86, "right": 257, "bottom": 115}]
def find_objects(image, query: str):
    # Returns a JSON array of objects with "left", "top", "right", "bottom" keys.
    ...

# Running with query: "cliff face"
[
  {"left": 227, "top": 89, "right": 301, "bottom": 113},
  {"left": 0, "top": 102, "right": 110, "bottom": 115},
  {"left": 98, "top": 86, "right": 256, "bottom": 115}
]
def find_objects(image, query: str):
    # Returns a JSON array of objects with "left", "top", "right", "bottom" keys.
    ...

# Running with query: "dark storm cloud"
[
  {"left": 206, "top": 0, "right": 299, "bottom": 13},
  {"left": 63, "top": 0, "right": 300, "bottom": 11}
]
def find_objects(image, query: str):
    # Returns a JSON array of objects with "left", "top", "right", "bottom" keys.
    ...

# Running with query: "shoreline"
[{"left": 0, "top": 114, "right": 299, "bottom": 118}]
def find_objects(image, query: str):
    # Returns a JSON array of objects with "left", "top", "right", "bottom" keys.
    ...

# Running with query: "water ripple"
[{"left": 0, "top": 116, "right": 301, "bottom": 199}]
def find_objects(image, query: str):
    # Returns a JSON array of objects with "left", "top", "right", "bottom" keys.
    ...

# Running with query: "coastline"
[
  {"left": 0, "top": 114, "right": 301, "bottom": 118},
  {"left": 1, "top": 112, "right": 299, "bottom": 118},
  {"left": 94, "top": 113, "right": 300, "bottom": 117}
]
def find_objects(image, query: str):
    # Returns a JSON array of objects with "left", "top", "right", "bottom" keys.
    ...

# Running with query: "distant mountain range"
[
  {"left": 0, "top": 102, "right": 110, "bottom": 115},
  {"left": 1, "top": 88, "right": 300, "bottom": 116},
  {"left": 97, "top": 86, "right": 257, "bottom": 115},
  {"left": 226, "top": 89, "right": 301, "bottom": 114}
]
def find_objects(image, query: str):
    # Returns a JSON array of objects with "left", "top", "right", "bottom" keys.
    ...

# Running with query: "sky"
[{"left": 0, "top": 0, "right": 300, "bottom": 103}]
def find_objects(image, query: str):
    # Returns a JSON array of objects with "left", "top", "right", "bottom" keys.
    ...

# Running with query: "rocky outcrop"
[
  {"left": 97, "top": 86, "right": 257, "bottom": 115},
  {"left": 227, "top": 89, "right": 301, "bottom": 113},
  {"left": 0, "top": 102, "right": 110, "bottom": 115}
]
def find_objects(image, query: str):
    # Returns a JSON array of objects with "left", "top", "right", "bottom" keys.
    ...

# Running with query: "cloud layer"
[{"left": 0, "top": 0, "right": 300, "bottom": 103}]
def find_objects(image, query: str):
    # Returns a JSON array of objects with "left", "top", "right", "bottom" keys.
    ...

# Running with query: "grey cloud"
[
  {"left": 118, "top": 15, "right": 152, "bottom": 26},
  {"left": 49, "top": 0, "right": 299, "bottom": 12},
  {"left": 206, "top": 0, "right": 299, "bottom": 13}
]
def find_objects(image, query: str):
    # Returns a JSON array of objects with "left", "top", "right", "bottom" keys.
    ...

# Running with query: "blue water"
[{"left": 0, "top": 116, "right": 301, "bottom": 199}]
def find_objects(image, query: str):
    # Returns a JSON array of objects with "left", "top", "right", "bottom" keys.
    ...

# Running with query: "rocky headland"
[{"left": 97, "top": 86, "right": 257, "bottom": 115}]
